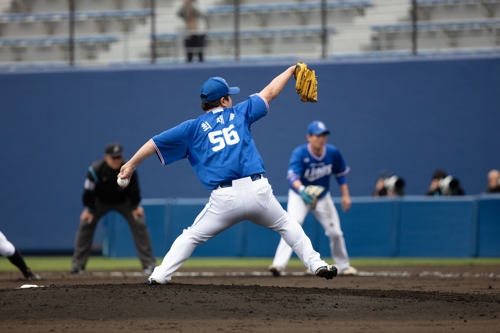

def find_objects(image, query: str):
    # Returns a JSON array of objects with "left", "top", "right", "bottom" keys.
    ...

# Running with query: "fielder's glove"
[
  {"left": 294, "top": 62, "right": 318, "bottom": 103},
  {"left": 300, "top": 185, "right": 325, "bottom": 210}
]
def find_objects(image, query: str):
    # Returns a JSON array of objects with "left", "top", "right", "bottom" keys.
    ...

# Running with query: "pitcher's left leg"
[{"left": 150, "top": 189, "right": 242, "bottom": 284}]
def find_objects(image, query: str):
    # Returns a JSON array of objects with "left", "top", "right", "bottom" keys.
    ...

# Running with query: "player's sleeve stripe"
[
  {"left": 335, "top": 166, "right": 350, "bottom": 177},
  {"left": 287, "top": 173, "right": 301, "bottom": 182},
  {"left": 150, "top": 138, "right": 165, "bottom": 165},
  {"left": 254, "top": 93, "right": 270, "bottom": 114},
  {"left": 84, "top": 178, "right": 95, "bottom": 190},
  {"left": 88, "top": 166, "right": 99, "bottom": 183}
]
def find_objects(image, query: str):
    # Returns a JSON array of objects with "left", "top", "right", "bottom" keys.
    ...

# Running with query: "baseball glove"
[
  {"left": 300, "top": 185, "right": 325, "bottom": 210},
  {"left": 294, "top": 62, "right": 318, "bottom": 103}
]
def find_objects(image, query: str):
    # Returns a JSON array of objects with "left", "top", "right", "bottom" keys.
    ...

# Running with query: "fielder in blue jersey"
[
  {"left": 269, "top": 120, "right": 358, "bottom": 277},
  {"left": 118, "top": 66, "right": 338, "bottom": 284}
]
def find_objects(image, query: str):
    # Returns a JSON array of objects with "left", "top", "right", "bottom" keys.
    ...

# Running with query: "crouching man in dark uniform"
[{"left": 71, "top": 143, "right": 156, "bottom": 275}]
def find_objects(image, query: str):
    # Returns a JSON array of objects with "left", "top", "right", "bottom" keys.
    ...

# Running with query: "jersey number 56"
[{"left": 208, "top": 124, "right": 240, "bottom": 152}]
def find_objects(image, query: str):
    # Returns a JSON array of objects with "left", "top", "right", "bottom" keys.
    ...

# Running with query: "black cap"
[
  {"left": 105, "top": 143, "right": 123, "bottom": 157},
  {"left": 378, "top": 169, "right": 391, "bottom": 179},
  {"left": 432, "top": 169, "right": 447, "bottom": 180}
]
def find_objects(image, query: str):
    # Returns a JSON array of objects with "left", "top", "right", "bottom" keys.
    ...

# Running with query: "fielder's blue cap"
[
  {"left": 307, "top": 120, "right": 330, "bottom": 135},
  {"left": 200, "top": 77, "right": 240, "bottom": 102}
]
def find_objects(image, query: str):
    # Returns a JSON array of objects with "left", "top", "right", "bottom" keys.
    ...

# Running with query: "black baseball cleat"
[
  {"left": 315, "top": 265, "right": 338, "bottom": 280},
  {"left": 23, "top": 269, "right": 41, "bottom": 281},
  {"left": 268, "top": 265, "right": 281, "bottom": 277}
]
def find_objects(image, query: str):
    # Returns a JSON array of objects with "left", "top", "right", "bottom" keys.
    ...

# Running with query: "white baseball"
[{"left": 117, "top": 177, "right": 129, "bottom": 188}]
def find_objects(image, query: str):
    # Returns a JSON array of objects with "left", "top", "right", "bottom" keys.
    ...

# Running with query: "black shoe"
[
  {"left": 70, "top": 266, "right": 84, "bottom": 275},
  {"left": 24, "top": 269, "right": 41, "bottom": 281},
  {"left": 315, "top": 265, "right": 338, "bottom": 280},
  {"left": 268, "top": 265, "right": 282, "bottom": 277}
]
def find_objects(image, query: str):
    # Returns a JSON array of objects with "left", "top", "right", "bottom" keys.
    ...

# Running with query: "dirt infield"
[{"left": 1, "top": 265, "right": 500, "bottom": 332}]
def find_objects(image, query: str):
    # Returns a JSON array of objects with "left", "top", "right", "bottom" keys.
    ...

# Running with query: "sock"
[{"left": 7, "top": 249, "right": 31, "bottom": 277}]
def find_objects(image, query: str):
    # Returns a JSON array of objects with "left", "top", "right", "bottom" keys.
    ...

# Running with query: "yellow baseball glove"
[{"left": 294, "top": 62, "right": 318, "bottom": 103}]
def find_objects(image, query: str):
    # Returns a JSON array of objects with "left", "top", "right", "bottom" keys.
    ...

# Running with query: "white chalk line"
[{"left": 88, "top": 271, "right": 500, "bottom": 279}]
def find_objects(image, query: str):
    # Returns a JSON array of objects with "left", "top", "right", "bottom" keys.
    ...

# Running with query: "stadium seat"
[
  {"left": 0, "top": 9, "right": 151, "bottom": 36},
  {"left": 0, "top": 9, "right": 151, "bottom": 23},
  {"left": 154, "top": 27, "right": 336, "bottom": 58},
  {"left": 371, "top": 19, "right": 500, "bottom": 51},
  {"left": 372, "top": 19, "right": 500, "bottom": 33},
  {"left": 205, "top": 1, "right": 372, "bottom": 29},
  {"left": 330, "top": 47, "right": 499, "bottom": 60},
  {"left": 409, "top": 0, "right": 500, "bottom": 21},
  {"left": 0, "top": 35, "right": 118, "bottom": 47},
  {"left": 0, "top": 35, "right": 119, "bottom": 62},
  {"left": 205, "top": 1, "right": 373, "bottom": 14}
]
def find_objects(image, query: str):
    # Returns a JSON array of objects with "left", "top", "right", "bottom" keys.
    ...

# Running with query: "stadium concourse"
[{"left": 0, "top": 265, "right": 500, "bottom": 332}]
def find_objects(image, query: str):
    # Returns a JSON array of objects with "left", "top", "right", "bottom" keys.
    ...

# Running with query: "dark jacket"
[
  {"left": 82, "top": 160, "right": 141, "bottom": 212},
  {"left": 426, "top": 187, "right": 465, "bottom": 196},
  {"left": 485, "top": 186, "right": 500, "bottom": 193}
]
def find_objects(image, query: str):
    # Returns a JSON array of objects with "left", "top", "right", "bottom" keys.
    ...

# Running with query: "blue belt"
[{"left": 219, "top": 174, "right": 263, "bottom": 188}]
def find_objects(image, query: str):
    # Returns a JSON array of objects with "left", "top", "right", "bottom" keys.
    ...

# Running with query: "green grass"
[{"left": 1, "top": 257, "right": 500, "bottom": 272}]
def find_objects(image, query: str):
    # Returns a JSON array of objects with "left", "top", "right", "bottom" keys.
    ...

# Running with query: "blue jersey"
[
  {"left": 287, "top": 143, "right": 349, "bottom": 198},
  {"left": 151, "top": 94, "right": 269, "bottom": 190}
]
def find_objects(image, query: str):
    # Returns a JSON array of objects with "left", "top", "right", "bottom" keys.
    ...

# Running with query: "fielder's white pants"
[
  {"left": 0, "top": 231, "right": 16, "bottom": 257},
  {"left": 271, "top": 190, "right": 351, "bottom": 272},
  {"left": 151, "top": 177, "right": 328, "bottom": 284}
]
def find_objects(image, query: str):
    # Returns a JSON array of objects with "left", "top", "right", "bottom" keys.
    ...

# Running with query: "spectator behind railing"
[
  {"left": 177, "top": 0, "right": 207, "bottom": 63},
  {"left": 372, "top": 170, "right": 405, "bottom": 197},
  {"left": 485, "top": 169, "right": 500, "bottom": 193},
  {"left": 426, "top": 169, "right": 465, "bottom": 196}
]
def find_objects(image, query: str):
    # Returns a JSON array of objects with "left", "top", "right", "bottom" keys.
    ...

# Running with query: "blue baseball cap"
[
  {"left": 307, "top": 120, "right": 330, "bottom": 135},
  {"left": 200, "top": 77, "right": 240, "bottom": 102}
]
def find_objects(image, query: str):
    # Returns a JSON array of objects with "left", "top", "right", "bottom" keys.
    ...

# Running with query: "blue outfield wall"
[
  {"left": 0, "top": 56, "right": 499, "bottom": 252},
  {"left": 102, "top": 195, "right": 500, "bottom": 258}
]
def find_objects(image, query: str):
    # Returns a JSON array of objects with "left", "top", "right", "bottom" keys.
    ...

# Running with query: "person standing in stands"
[
  {"left": 177, "top": 0, "right": 207, "bottom": 62},
  {"left": 70, "top": 143, "right": 156, "bottom": 275}
]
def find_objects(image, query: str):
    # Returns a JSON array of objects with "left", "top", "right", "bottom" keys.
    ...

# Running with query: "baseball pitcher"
[
  {"left": 269, "top": 120, "right": 358, "bottom": 277},
  {"left": 118, "top": 65, "right": 338, "bottom": 284}
]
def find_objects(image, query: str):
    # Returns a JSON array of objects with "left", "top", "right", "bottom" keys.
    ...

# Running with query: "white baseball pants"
[
  {"left": 151, "top": 177, "right": 328, "bottom": 284},
  {"left": 271, "top": 190, "right": 351, "bottom": 272},
  {"left": 0, "top": 231, "right": 16, "bottom": 257}
]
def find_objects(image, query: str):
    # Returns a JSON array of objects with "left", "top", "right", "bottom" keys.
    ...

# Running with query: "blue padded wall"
[
  {"left": 476, "top": 195, "right": 500, "bottom": 257},
  {"left": 103, "top": 196, "right": 498, "bottom": 259},
  {"left": 327, "top": 198, "right": 399, "bottom": 257},
  {"left": 398, "top": 196, "right": 476, "bottom": 257}
]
